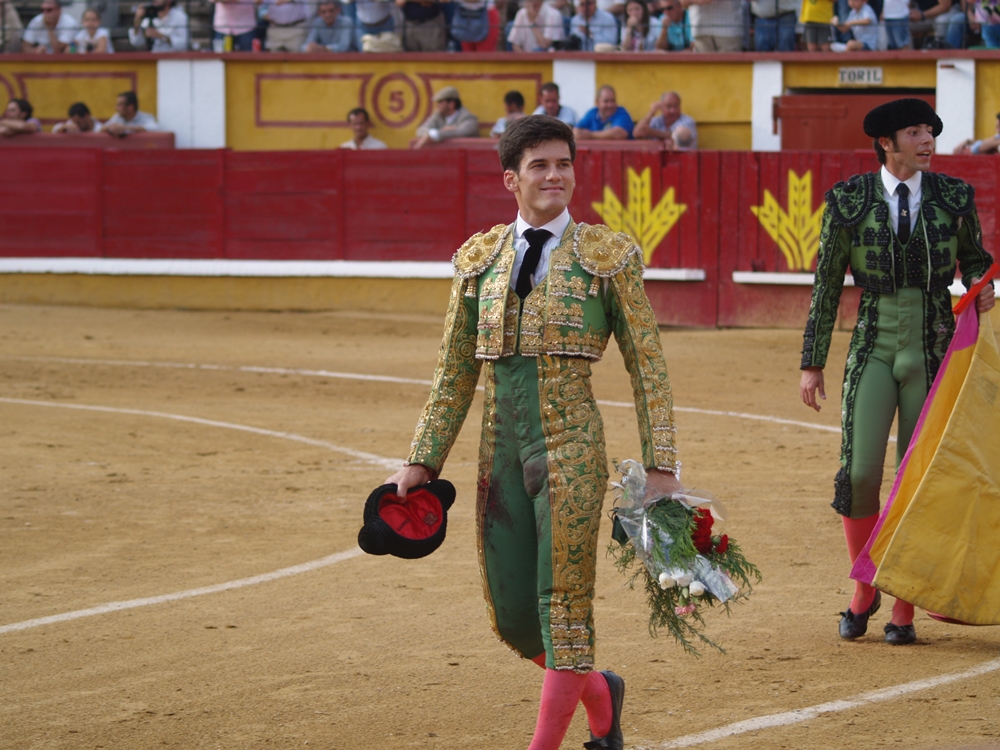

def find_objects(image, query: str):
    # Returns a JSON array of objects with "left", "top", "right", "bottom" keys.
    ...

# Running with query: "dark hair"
[
  {"left": 118, "top": 91, "right": 138, "bottom": 109},
  {"left": 504, "top": 91, "right": 525, "bottom": 109},
  {"left": 347, "top": 107, "right": 371, "bottom": 122},
  {"left": 498, "top": 115, "right": 575, "bottom": 173},
  {"left": 625, "top": 0, "right": 650, "bottom": 36},
  {"left": 873, "top": 134, "right": 897, "bottom": 165},
  {"left": 10, "top": 98, "right": 32, "bottom": 118},
  {"left": 540, "top": 82, "right": 560, "bottom": 95},
  {"left": 68, "top": 102, "right": 90, "bottom": 118}
]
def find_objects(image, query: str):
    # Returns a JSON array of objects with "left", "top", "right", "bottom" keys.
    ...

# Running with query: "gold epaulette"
[
  {"left": 453, "top": 224, "right": 511, "bottom": 279},
  {"left": 572, "top": 223, "right": 641, "bottom": 278}
]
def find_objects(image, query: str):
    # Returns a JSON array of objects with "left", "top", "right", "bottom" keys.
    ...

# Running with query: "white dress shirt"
[
  {"left": 510, "top": 209, "right": 572, "bottom": 292},
  {"left": 880, "top": 165, "right": 923, "bottom": 237}
]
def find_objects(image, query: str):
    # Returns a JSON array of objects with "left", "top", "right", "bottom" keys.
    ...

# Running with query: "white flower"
[
  {"left": 673, "top": 572, "right": 693, "bottom": 588},
  {"left": 658, "top": 572, "right": 676, "bottom": 589},
  {"left": 689, "top": 581, "right": 706, "bottom": 597}
]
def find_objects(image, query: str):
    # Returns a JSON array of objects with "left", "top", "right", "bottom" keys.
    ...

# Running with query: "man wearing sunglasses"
[
  {"left": 652, "top": 0, "right": 692, "bottom": 49},
  {"left": 23, "top": 1, "right": 78, "bottom": 53}
]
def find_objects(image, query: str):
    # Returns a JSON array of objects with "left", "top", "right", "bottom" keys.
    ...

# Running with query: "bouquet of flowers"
[{"left": 607, "top": 460, "right": 761, "bottom": 655}]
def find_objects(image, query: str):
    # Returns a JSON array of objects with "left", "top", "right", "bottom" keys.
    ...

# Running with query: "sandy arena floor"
[{"left": 2, "top": 303, "right": 1000, "bottom": 750}]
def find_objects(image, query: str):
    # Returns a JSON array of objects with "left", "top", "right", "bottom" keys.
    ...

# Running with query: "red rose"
[
  {"left": 692, "top": 509, "right": 714, "bottom": 555},
  {"left": 715, "top": 534, "right": 729, "bottom": 554}
]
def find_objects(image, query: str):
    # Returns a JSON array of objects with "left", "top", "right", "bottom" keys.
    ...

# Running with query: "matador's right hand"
[
  {"left": 800, "top": 367, "right": 826, "bottom": 412},
  {"left": 384, "top": 463, "right": 433, "bottom": 499}
]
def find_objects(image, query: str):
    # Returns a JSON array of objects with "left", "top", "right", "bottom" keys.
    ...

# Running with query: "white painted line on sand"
[
  {"left": 635, "top": 656, "right": 1000, "bottom": 749},
  {"left": 0, "top": 397, "right": 404, "bottom": 470},
  {"left": 3, "top": 356, "right": 848, "bottom": 437},
  {"left": 0, "top": 547, "right": 364, "bottom": 635}
]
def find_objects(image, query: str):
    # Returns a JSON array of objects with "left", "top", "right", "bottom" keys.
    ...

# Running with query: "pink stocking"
[
  {"left": 843, "top": 515, "right": 878, "bottom": 613},
  {"left": 891, "top": 599, "right": 915, "bottom": 626},
  {"left": 528, "top": 656, "right": 612, "bottom": 742},
  {"left": 527, "top": 668, "right": 589, "bottom": 750}
]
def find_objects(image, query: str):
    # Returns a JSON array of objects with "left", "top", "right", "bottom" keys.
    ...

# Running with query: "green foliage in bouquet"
[{"left": 608, "top": 493, "right": 762, "bottom": 656}]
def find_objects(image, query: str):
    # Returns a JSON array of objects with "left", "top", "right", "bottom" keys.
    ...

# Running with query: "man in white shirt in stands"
[
  {"left": 104, "top": 91, "right": 159, "bottom": 138},
  {"left": 23, "top": 0, "right": 78, "bottom": 53},
  {"left": 340, "top": 108, "right": 388, "bottom": 150},
  {"left": 531, "top": 82, "right": 577, "bottom": 127},
  {"left": 129, "top": 0, "right": 189, "bottom": 51},
  {"left": 53, "top": 102, "right": 104, "bottom": 134}
]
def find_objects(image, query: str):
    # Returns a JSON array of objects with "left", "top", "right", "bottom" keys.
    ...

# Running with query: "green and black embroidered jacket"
[{"left": 802, "top": 171, "right": 994, "bottom": 372}]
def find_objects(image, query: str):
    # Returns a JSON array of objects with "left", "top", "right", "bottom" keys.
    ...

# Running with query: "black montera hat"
[
  {"left": 863, "top": 98, "right": 943, "bottom": 139},
  {"left": 357, "top": 479, "right": 456, "bottom": 559}
]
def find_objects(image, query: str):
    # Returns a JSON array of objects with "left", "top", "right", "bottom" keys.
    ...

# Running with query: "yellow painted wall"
[
  {"left": 782, "top": 60, "right": 936, "bottom": 89},
  {"left": 598, "top": 61, "right": 753, "bottom": 150},
  {"left": 976, "top": 61, "right": 1000, "bottom": 140},
  {"left": 0, "top": 59, "right": 157, "bottom": 128},
  {"left": 225, "top": 58, "right": 553, "bottom": 150}
]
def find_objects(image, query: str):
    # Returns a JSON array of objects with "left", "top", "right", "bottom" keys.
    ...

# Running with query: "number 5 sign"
[{"left": 372, "top": 74, "right": 421, "bottom": 128}]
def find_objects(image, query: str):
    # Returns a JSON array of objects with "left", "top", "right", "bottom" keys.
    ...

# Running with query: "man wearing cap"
[
  {"left": 799, "top": 98, "right": 995, "bottom": 646},
  {"left": 410, "top": 86, "right": 481, "bottom": 150},
  {"left": 386, "top": 115, "right": 680, "bottom": 749}
]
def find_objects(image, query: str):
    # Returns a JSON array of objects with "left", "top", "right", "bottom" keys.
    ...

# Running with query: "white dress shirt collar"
[
  {"left": 880, "top": 166, "right": 923, "bottom": 236},
  {"left": 510, "top": 209, "right": 572, "bottom": 291}
]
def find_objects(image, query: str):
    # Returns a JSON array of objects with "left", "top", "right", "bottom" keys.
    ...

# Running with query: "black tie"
[
  {"left": 897, "top": 183, "right": 910, "bottom": 244},
  {"left": 515, "top": 228, "right": 552, "bottom": 300}
]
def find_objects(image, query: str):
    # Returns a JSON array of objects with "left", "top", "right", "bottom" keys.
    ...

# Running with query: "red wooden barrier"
[{"left": 0, "top": 147, "right": 996, "bottom": 327}]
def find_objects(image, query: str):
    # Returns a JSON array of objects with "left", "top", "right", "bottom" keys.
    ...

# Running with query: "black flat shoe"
[
  {"left": 884, "top": 622, "right": 916, "bottom": 645},
  {"left": 839, "top": 590, "right": 882, "bottom": 640},
  {"left": 584, "top": 670, "right": 624, "bottom": 750}
]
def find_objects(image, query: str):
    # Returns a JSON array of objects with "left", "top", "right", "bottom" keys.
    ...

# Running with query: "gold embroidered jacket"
[{"left": 408, "top": 220, "right": 678, "bottom": 475}]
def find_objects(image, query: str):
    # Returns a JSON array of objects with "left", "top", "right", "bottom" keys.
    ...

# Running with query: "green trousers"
[
  {"left": 838, "top": 288, "right": 948, "bottom": 518},
  {"left": 478, "top": 355, "right": 608, "bottom": 672}
]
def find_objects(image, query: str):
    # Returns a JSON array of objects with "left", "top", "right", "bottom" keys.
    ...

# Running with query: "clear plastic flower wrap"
[{"left": 608, "top": 460, "right": 761, "bottom": 655}]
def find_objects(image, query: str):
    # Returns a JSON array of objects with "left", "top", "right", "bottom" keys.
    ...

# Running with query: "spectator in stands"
[
  {"left": 800, "top": 0, "right": 834, "bottom": 49},
  {"left": 304, "top": 0, "right": 354, "bottom": 50},
  {"left": 0, "top": 99, "right": 41, "bottom": 138},
  {"left": 953, "top": 112, "right": 1000, "bottom": 154},
  {"left": 74, "top": 8, "right": 113, "bottom": 52},
  {"left": 341, "top": 108, "right": 388, "bottom": 149},
  {"left": 53, "top": 102, "right": 103, "bottom": 133},
  {"left": 508, "top": 0, "right": 566, "bottom": 50},
  {"left": 411, "top": 85, "right": 480, "bottom": 149},
  {"left": 910, "top": 0, "right": 965, "bottom": 48},
  {"left": 621, "top": 0, "right": 660, "bottom": 48},
  {"left": 0, "top": 0, "right": 24, "bottom": 52},
  {"left": 881, "top": 0, "right": 912, "bottom": 47},
  {"left": 969, "top": 0, "right": 1000, "bottom": 46},
  {"left": 210, "top": 0, "right": 261, "bottom": 51},
  {"left": 653, "top": 0, "right": 692, "bottom": 48},
  {"left": 633, "top": 90, "right": 697, "bottom": 148},
  {"left": 574, "top": 85, "right": 633, "bottom": 140},
  {"left": 830, "top": 0, "right": 878, "bottom": 49},
  {"left": 570, "top": 0, "right": 620, "bottom": 49},
  {"left": 104, "top": 91, "right": 159, "bottom": 137},
  {"left": 682, "top": 0, "right": 742, "bottom": 51},
  {"left": 129, "top": 0, "right": 188, "bottom": 51},
  {"left": 396, "top": 0, "right": 447, "bottom": 50},
  {"left": 352, "top": 0, "right": 397, "bottom": 51},
  {"left": 23, "top": 1, "right": 78, "bottom": 54},
  {"left": 531, "top": 82, "right": 577, "bottom": 126},
  {"left": 491, "top": 90, "right": 526, "bottom": 137},
  {"left": 750, "top": 0, "right": 797, "bottom": 50},
  {"left": 262, "top": 0, "right": 310, "bottom": 51},
  {"left": 453, "top": 0, "right": 499, "bottom": 51}
]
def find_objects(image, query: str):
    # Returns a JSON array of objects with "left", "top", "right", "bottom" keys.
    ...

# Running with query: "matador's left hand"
[
  {"left": 644, "top": 468, "right": 682, "bottom": 503},
  {"left": 972, "top": 277, "right": 996, "bottom": 313}
]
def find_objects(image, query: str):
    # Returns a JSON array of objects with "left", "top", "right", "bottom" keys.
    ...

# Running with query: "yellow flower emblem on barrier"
[
  {"left": 591, "top": 167, "right": 687, "bottom": 265},
  {"left": 751, "top": 170, "right": 824, "bottom": 272}
]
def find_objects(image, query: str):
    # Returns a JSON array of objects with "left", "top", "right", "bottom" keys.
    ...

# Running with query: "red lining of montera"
[{"left": 378, "top": 489, "right": 443, "bottom": 540}]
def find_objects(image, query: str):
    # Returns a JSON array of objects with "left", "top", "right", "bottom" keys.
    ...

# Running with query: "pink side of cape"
[{"left": 849, "top": 305, "right": 980, "bottom": 584}]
